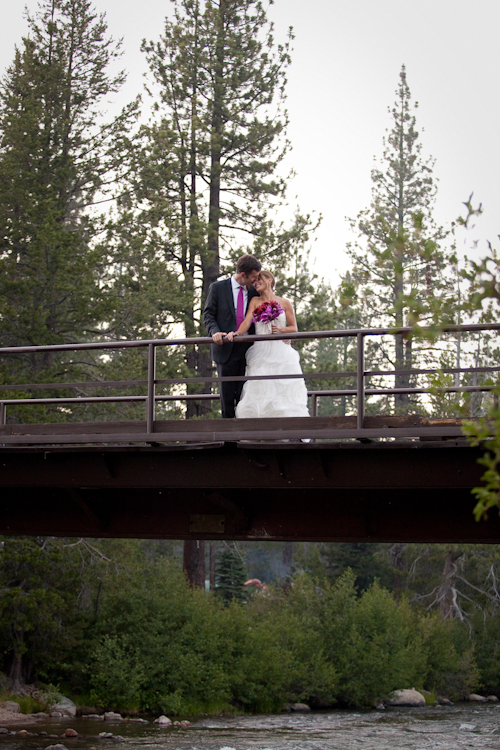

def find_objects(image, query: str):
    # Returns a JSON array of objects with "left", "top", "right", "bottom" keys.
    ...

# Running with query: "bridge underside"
[{"left": 0, "top": 439, "right": 498, "bottom": 543}]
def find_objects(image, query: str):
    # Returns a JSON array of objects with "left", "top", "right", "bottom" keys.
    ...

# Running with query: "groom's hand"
[{"left": 212, "top": 331, "right": 226, "bottom": 345}]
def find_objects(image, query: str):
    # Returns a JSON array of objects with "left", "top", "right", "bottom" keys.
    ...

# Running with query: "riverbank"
[{"left": 0, "top": 708, "right": 38, "bottom": 727}]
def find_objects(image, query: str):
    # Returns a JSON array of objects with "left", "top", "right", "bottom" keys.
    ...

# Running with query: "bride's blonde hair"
[{"left": 258, "top": 270, "right": 275, "bottom": 290}]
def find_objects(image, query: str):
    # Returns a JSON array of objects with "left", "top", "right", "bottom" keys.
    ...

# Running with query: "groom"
[{"left": 203, "top": 254, "right": 261, "bottom": 418}]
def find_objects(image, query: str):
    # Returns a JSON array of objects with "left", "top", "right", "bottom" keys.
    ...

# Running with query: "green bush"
[
  {"left": 0, "top": 539, "right": 484, "bottom": 714},
  {"left": 468, "top": 610, "right": 500, "bottom": 694},
  {"left": 418, "top": 614, "right": 479, "bottom": 697},
  {"left": 315, "top": 572, "right": 426, "bottom": 706}
]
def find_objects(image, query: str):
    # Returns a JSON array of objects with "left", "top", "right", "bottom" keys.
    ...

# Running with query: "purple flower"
[{"left": 252, "top": 300, "right": 284, "bottom": 323}]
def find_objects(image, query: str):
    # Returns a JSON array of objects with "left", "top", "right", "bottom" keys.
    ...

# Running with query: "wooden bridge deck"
[
  {"left": 0, "top": 414, "right": 466, "bottom": 444},
  {"left": 0, "top": 415, "right": 496, "bottom": 544}
]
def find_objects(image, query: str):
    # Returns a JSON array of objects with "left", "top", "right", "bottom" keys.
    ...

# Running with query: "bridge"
[{"left": 0, "top": 324, "right": 499, "bottom": 543}]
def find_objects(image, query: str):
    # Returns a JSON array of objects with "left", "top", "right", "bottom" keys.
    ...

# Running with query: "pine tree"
[
  {"left": 216, "top": 545, "right": 247, "bottom": 603},
  {"left": 133, "top": 0, "right": 304, "bottom": 417},
  {"left": 0, "top": 537, "right": 79, "bottom": 694},
  {"left": 0, "top": 0, "right": 138, "bottom": 383},
  {"left": 346, "top": 66, "right": 454, "bottom": 410}
]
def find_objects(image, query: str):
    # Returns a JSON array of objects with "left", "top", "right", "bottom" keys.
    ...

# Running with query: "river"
[{"left": 2, "top": 704, "right": 500, "bottom": 750}]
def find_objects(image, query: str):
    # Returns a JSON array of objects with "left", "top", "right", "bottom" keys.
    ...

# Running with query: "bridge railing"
[{"left": 0, "top": 322, "right": 499, "bottom": 437}]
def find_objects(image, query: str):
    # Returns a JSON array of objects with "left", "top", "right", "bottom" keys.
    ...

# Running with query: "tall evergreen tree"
[
  {"left": 346, "top": 66, "right": 454, "bottom": 410},
  {"left": 133, "top": 0, "right": 313, "bottom": 417},
  {"left": 0, "top": 0, "right": 138, "bottom": 381},
  {"left": 216, "top": 545, "right": 247, "bottom": 603}
]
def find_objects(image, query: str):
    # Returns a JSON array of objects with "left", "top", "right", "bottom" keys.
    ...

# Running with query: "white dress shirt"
[{"left": 231, "top": 275, "right": 248, "bottom": 314}]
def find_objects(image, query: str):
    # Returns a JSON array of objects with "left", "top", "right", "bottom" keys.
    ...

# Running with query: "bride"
[{"left": 226, "top": 270, "right": 309, "bottom": 419}]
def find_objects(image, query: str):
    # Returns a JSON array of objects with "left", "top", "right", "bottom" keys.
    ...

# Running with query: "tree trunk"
[
  {"left": 394, "top": 242, "right": 409, "bottom": 410},
  {"left": 203, "top": 0, "right": 224, "bottom": 303},
  {"left": 439, "top": 550, "right": 459, "bottom": 620},
  {"left": 282, "top": 542, "right": 293, "bottom": 592},
  {"left": 185, "top": 2, "right": 212, "bottom": 419},
  {"left": 209, "top": 542, "right": 216, "bottom": 591},
  {"left": 183, "top": 539, "right": 206, "bottom": 588},
  {"left": 94, "top": 579, "right": 102, "bottom": 619},
  {"left": 9, "top": 651, "right": 29, "bottom": 696}
]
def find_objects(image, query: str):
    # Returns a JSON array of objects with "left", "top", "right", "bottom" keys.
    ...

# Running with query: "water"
[{"left": 2, "top": 704, "right": 500, "bottom": 750}]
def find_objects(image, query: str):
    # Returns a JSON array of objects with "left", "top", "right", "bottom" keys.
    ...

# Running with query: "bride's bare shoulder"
[{"left": 276, "top": 295, "right": 293, "bottom": 308}]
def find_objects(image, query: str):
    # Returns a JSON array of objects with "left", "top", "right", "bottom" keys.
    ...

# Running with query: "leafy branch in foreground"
[
  {"left": 458, "top": 198, "right": 500, "bottom": 519},
  {"left": 462, "top": 391, "right": 500, "bottom": 521}
]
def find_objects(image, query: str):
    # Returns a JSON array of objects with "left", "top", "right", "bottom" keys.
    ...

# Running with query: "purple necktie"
[{"left": 236, "top": 285, "right": 244, "bottom": 329}]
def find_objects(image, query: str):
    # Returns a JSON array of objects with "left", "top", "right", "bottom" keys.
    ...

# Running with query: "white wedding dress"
[{"left": 235, "top": 312, "right": 310, "bottom": 419}]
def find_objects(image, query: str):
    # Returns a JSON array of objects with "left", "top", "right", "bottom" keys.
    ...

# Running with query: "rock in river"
[
  {"left": 387, "top": 689, "right": 426, "bottom": 707},
  {"left": 154, "top": 715, "right": 172, "bottom": 726}
]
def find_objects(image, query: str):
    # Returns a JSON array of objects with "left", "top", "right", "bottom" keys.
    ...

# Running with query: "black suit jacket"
[{"left": 203, "top": 279, "right": 259, "bottom": 364}]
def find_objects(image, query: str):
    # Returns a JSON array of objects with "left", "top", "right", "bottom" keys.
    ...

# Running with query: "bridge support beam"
[{"left": 0, "top": 441, "right": 498, "bottom": 543}]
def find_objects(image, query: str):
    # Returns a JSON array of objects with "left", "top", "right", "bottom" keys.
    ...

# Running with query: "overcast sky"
[{"left": 1, "top": 0, "right": 499, "bottom": 285}]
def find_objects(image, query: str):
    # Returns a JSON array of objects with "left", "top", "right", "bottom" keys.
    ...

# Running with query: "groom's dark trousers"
[{"left": 203, "top": 279, "right": 258, "bottom": 418}]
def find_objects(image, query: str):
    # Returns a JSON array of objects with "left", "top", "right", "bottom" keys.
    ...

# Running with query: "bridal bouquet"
[{"left": 252, "top": 300, "right": 284, "bottom": 324}]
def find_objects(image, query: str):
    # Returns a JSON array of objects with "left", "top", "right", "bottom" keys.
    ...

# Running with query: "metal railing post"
[
  {"left": 311, "top": 393, "right": 317, "bottom": 417},
  {"left": 146, "top": 344, "right": 156, "bottom": 434},
  {"left": 0, "top": 402, "right": 5, "bottom": 425},
  {"left": 311, "top": 393, "right": 318, "bottom": 443},
  {"left": 357, "top": 333, "right": 365, "bottom": 430}
]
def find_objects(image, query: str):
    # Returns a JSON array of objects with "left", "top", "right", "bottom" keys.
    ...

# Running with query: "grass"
[{"left": 0, "top": 690, "right": 48, "bottom": 714}]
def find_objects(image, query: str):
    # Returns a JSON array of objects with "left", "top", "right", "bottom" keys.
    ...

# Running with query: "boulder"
[
  {"left": 468, "top": 693, "right": 487, "bottom": 702},
  {"left": 113, "top": 736, "right": 125, "bottom": 742},
  {"left": 154, "top": 715, "right": 172, "bottom": 726},
  {"left": 437, "top": 696, "right": 454, "bottom": 706},
  {"left": 2, "top": 701, "right": 20, "bottom": 713},
  {"left": 45, "top": 745, "right": 69, "bottom": 750},
  {"left": 104, "top": 712, "right": 123, "bottom": 722},
  {"left": 49, "top": 696, "right": 77, "bottom": 718},
  {"left": 487, "top": 695, "right": 499, "bottom": 702},
  {"left": 0, "top": 728, "right": 8, "bottom": 735},
  {"left": 290, "top": 703, "right": 311, "bottom": 712},
  {"left": 98, "top": 732, "right": 114, "bottom": 738},
  {"left": 179, "top": 721, "right": 191, "bottom": 728},
  {"left": 64, "top": 729, "right": 78, "bottom": 737},
  {"left": 387, "top": 689, "right": 426, "bottom": 707}
]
